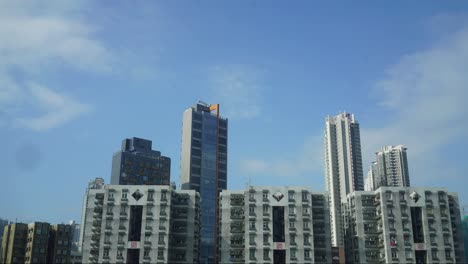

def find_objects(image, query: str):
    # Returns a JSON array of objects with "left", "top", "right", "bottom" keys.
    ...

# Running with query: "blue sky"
[{"left": 1, "top": 1, "right": 468, "bottom": 223}]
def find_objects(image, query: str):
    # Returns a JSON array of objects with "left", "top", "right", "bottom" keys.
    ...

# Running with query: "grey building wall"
[
  {"left": 110, "top": 137, "right": 171, "bottom": 186},
  {"left": 324, "top": 112, "right": 364, "bottom": 247},
  {"left": 343, "top": 187, "right": 464, "bottom": 264},
  {"left": 81, "top": 185, "right": 200, "bottom": 264},
  {"left": 180, "top": 101, "right": 228, "bottom": 264},
  {"left": 219, "top": 186, "right": 331, "bottom": 264},
  {"left": 79, "top": 177, "right": 105, "bottom": 252}
]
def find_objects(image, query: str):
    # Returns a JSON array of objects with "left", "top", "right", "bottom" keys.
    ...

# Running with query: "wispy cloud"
[
  {"left": 14, "top": 84, "right": 92, "bottom": 131},
  {"left": 361, "top": 22, "right": 468, "bottom": 184},
  {"left": 208, "top": 65, "right": 264, "bottom": 119},
  {"left": 0, "top": 1, "right": 110, "bottom": 131}
]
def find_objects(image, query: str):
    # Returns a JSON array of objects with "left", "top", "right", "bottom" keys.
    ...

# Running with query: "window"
[
  {"left": 106, "top": 220, "right": 112, "bottom": 228},
  {"left": 304, "top": 234, "right": 309, "bottom": 244},
  {"left": 445, "top": 250, "right": 451, "bottom": 259},
  {"left": 158, "top": 234, "right": 164, "bottom": 243},
  {"left": 109, "top": 193, "right": 114, "bottom": 199},
  {"left": 290, "top": 234, "right": 296, "bottom": 244},
  {"left": 249, "top": 192, "right": 255, "bottom": 200},
  {"left": 263, "top": 249, "right": 270, "bottom": 260},
  {"left": 250, "top": 234, "right": 255, "bottom": 244},
  {"left": 444, "top": 235, "right": 450, "bottom": 244},
  {"left": 118, "top": 234, "right": 124, "bottom": 243},
  {"left": 107, "top": 206, "right": 113, "bottom": 213},
  {"left": 303, "top": 207, "right": 309, "bottom": 214},
  {"left": 303, "top": 221, "right": 310, "bottom": 229},
  {"left": 158, "top": 249, "right": 164, "bottom": 258},
  {"left": 263, "top": 205, "right": 269, "bottom": 214},
  {"left": 263, "top": 192, "right": 268, "bottom": 200},
  {"left": 161, "top": 192, "right": 166, "bottom": 200},
  {"left": 302, "top": 192, "right": 308, "bottom": 201},
  {"left": 144, "top": 250, "right": 149, "bottom": 257},
  {"left": 120, "top": 205, "right": 127, "bottom": 214},
  {"left": 104, "top": 234, "right": 110, "bottom": 243},
  {"left": 288, "top": 192, "right": 295, "bottom": 200},
  {"left": 58, "top": 239, "right": 63, "bottom": 245},
  {"left": 263, "top": 234, "right": 269, "bottom": 244},
  {"left": 289, "top": 205, "right": 296, "bottom": 215},
  {"left": 249, "top": 249, "right": 255, "bottom": 260},
  {"left": 117, "top": 249, "right": 123, "bottom": 257},
  {"left": 431, "top": 250, "right": 438, "bottom": 259},
  {"left": 389, "top": 221, "right": 395, "bottom": 230},
  {"left": 290, "top": 248, "right": 296, "bottom": 259},
  {"left": 391, "top": 250, "right": 397, "bottom": 259},
  {"left": 122, "top": 192, "right": 127, "bottom": 199},
  {"left": 386, "top": 192, "right": 392, "bottom": 200},
  {"left": 304, "top": 249, "right": 310, "bottom": 259},
  {"left": 263, "top": 221, "right": 269, "bottom": 230},
  {"left": 146, "top": 220, "right": 153, "bottom": 227},
  {"left": 249, "top": 221, "right": 255, "bottom": 230},
  {"left": 249, "top": 206, "right": 255, "bottom": 215},
  {"left": 147, "top": 193, "right": 153, "bottom": 200},
  {"left": 145, "top": 234, "right": 151, "bottom": 242},
  {"left": 405, "top": 251, "right": 412, "bottom": 259}
]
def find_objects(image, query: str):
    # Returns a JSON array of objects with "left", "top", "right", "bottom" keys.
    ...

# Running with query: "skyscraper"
[
  {"left": 111, "top": 137, "right": 171, "bottom": 186},
  {"left": 364, "top": 161, "right": 378, "bottom": 191},
  {"left": 324, "top": 112, "right": 363, "bottom": 249},
  {"left": 180, "top": 101, "right": 228, "bottom": 264},
  {"left": 374, "top": 145, "right": 410, "bottom": 189}
]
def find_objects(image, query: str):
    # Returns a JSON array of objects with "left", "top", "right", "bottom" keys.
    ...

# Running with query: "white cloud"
[
  {"left": 14, "top": 84, "right": 92, "bottom": 131},
  {"left": 208, "top": 65, "right": 264, "bottom": 119},
  {"left": 361, "top": 23, "right": 468, "bottom": 184},
  {"left": 0, "top": 1, "right": 109, "bottom": 131}
]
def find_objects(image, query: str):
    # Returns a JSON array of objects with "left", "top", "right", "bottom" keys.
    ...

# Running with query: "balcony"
[{"left": 426, "top": 200, "right": 433, "bottom": 207}]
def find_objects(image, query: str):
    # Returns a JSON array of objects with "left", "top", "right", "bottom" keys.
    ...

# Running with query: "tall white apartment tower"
[
  {"left": 324, "top": 112, "right": 364, "bottom": 248},
  {"left": 374, "top": 145, "right": 410, "bottom": 189}
]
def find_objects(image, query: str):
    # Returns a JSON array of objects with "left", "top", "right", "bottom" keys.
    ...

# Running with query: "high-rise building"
[
  {"left": 324, "top": 112, "right": 363, "bottom": 249},
  {"left": 463, "top": 214, "right": 468, "bottom": 262},
  {"left": 180, "top": 101, "right": 228, "bottom": 264},
  {"left": 24, "top": 222, "right": 50, "bottom": 264},
  {"left": 364, "top": 162, "right": 378, "bottom": 191},
  {"left": 2, "top": 222, "right": 73, "bottom": 264},
  {"left": 68, "top": 220, "right": 80, "bottom": 252},
  {"left": 47, "top": 224, "right": 73, "bottom": 264},
  {"left": 1, "top": 223, "right": 28, "bottom": 264},
  {"left": 111, "top": 137, "right": 171, "bottom": 186},
  {"left": 79, "top": 177, "right": 105, "bottom": 252},
  {"left": 81, "top": 185, "right": 200, "bottom": 264},
  {"left": 219, "top": 186, "right": 331, "bottom": 264},
  {"left": 373, "top": 145, "right": 410, "bottom": 189},
  {"left": 0, "top": 218, "right": 10, "bottom": 261},
  {"left": 343, "top": 187, "right": 465, "bottom": 264}
]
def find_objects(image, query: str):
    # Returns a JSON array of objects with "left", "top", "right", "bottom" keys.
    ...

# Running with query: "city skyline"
[{"left": 1, "top": 1, "right": 468, "bottom": 224}]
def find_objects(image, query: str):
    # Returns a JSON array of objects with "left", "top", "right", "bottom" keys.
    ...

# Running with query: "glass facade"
[
  {"left": 111, "top": 137, "right": 171, "bottom": 186},
  {"left": 180, "top": 102, "right": 228, "bottom": 264}
]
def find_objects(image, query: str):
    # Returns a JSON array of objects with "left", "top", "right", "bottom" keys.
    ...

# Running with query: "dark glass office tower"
[
  {"left": 180, "top": 101, "right": 228, "bottom": 264},
  {"left": 111, "top": 137, "right": 171, "bottom": 185}
]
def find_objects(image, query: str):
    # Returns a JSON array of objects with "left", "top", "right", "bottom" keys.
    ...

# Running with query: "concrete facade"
[
  {"left": 343, "top": 187, "right": 465, "bottom": 264},
  {"left": 81, "top": 185, "right": 200, "bottom": 264},
  {"left": 1, "top": 223, "right": 28, "bottom": 264},
  {"left": 373, "top": 145, "right": 410, "bottom": 189},
  {"left": 324, "top": 112, "right": 364, "bottom": 248},
  {"left": 79, "top": 177, "right": 105, "bottom": 252},
  {"left": 219, "top": 186, "right": 331, "bottom": 264}
]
